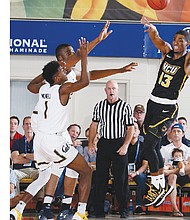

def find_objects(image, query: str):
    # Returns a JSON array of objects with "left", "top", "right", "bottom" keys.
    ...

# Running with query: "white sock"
[
  {"left": 151, "top": 175, "right": 160, "bottom": 190},
  {"left": 159, "top": 174, "right": 165, "bottom": 188},
  {"left": 15, "top": 201, "right": 26, "bottom": 214},
  {"left": 61, "top": 196, "right": 72, "bottom": 204},
  {"left": 77, "top": 202, "right": 87, "bottom": 215},
  {"left": 44, "top": 195, "right": 53, "bottom": 204}
]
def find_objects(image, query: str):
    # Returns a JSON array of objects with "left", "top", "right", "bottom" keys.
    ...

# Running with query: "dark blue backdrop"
[{"left": 10, "top": 20, "right": 190, "bottom": 58}]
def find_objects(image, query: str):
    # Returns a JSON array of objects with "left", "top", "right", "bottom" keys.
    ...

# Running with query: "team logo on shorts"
[
  {"left": 161, "top": 125, "right": 167, "bottom": 133},
  {"left": 62, "top": 143, "right": 70, "bottom": 153}
]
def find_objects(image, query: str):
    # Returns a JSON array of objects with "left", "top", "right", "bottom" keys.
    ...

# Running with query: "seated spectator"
[
  {"left": 10, "top": 167, "right": 17, "bottom": 199},
  {"left": 10, "top": 116, "right": 23, "bottom": 150},
  {"left": 128, "top": 120, "right": 148, "bottom": 215},
  {"left": 11, "top": 116, "right": 44, "bottom": 200},
  {"left": 83, "top": 128, "right": 98, "bottom": 170},
  {"left": 133, "top": 104, "right": 145, "bottom": 141},
  {"left": 178, "top": 116, "right": 190, "bottom": 147},
  {"left": 160, "top": 119, "right": 177, "bottom": 146},
  {"left": 161, "top": 123, "right": 190, "bottom": 217},
  {"left": 67, "top": 123, "right": 84, "bottom": 156},
  {"left": 165, "top": 148, "right": 188, "bottom": 176},
  {"left": 10, "top": 158, "right": 24, "bottom": 209}
]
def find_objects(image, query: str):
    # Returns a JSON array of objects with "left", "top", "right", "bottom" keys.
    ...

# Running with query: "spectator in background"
[
  {"left": 178, "top": 116, "right": 190, "bottom": 147},
  {"left": 10, "top": 116, "right": 23, "bottom": 150},
  {"left": 161, "top": 123, "right": 190, "bottom": 217},
  {"left": 88, "top": 80, "right": 134, "bottom": 218},
  {"left": 11, "top": 116, "right": 44, "bottom": 199},
  {"left": 133, "top": 104, "right": 145, "bottom": 128},
  {"left": 128, "top": 120, "right": 148, "bottom": 215},
  {"left": 83, "top": 128, "right": 97, "bottom": 168},
  {"left": 10, "top": 158, "right": 24, "bottom": 209},
  {"left": 160, "top": 119, "right": 177, "bottom": 147},
  {"left": 133, "top": 104, "right": 145, "bottom": 140},
  {"left": 165, "top": 148, "right": 188, "bottom": 176},
  {"left": 67, "top": 124, "right": 84, "bottom": 156},
  {"left": 10, "top": 167, "right": 17, "bottom": 199}
]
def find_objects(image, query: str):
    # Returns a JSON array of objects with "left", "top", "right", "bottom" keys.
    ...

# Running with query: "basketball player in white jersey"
[
  {"left": 10, "top": 38, "right": 91, "bottom": 220},
  {"left": 30, "top": 21, "right": 138, "bottom": 220}
]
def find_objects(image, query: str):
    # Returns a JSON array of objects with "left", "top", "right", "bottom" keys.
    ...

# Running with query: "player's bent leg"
[
  {"left": 68, "top": 154, "right": 92, "bottom": 202},
  {"left": 10, "top": 167, "right": 52, "bottom": 220},
  {"left": 67, "top": 154, "right": 92, "bottom": 218},
  {"left": 57, "top": 169, "right": 78, "bottom": 220},
  {"left": 27, "top": 166, "right": 52, "bottom": 196}
]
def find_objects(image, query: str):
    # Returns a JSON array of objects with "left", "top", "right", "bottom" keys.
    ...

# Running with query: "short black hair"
[
  {"left": 42, "top": 61, "right": 60, "bottom": 85},
  {"left": 55, "top": 43, "right": 71, "bottom": 59},
  {"left": 10, "top": 116, "right": 20, "bottom": 125},
  {"left": 175, "top": 30, "right": 190, "bottom": 42}
]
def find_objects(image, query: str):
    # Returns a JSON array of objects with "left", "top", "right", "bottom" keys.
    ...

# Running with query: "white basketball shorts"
[{"left": 33, "top": 130, "right": 78, "bottom": 172}]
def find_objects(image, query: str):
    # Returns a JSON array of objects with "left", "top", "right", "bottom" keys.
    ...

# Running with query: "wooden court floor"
[{"left": 22, "top": 212, "right": 190, "bottom": 220}]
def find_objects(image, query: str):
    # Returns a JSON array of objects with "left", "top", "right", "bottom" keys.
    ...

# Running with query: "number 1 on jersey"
[{"left": 44, "top": 100, "right": 48, "bottom": 119}]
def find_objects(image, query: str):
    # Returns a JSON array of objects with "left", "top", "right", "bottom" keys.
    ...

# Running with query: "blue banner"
[{"left": 10, "top": 20, "right": 190, "bottom": 58}]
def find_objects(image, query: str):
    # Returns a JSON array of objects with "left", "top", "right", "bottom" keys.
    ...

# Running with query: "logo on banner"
[{"left": 10, "top": 38, "right": 48, "bottom": 54}]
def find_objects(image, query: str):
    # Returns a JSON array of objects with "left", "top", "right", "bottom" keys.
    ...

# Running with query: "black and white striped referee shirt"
[{"left": 92, "top": 98, "right": 134, "bottom": 139}]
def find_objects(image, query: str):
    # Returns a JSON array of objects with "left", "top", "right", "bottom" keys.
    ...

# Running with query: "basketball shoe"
[
  {"left": 38, "top": 204, "right": 54, "bottom": 220},
  {"left": 57, "top": 208, "right": 74, "bottom": 220},
  {"left": 10, "top": 208, "right": 22, "bottom": 220},
  {"left": 153, "top": 184, "right": 174, "bottom": 207},
  {"left": 143, "top": 183, "right": 165, "bottom": 207},
  {"left": 72, "top": 212, "right": 88, "bottom": 220}
]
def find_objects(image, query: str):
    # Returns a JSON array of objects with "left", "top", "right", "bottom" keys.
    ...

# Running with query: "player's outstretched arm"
[
  {"left": 88, "top": 20, "right": 113, "bottom": 52},
  {"left": 61, "top": 21, "right": 112, "bottom": 71},
  {"left": 141, "top": 17, "right": 171, "bottom": 56},
  {"left": 89, "top": 62, "right": 138, "bottom": 80}
]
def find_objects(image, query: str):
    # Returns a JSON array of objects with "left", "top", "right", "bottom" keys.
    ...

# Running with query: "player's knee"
[
  {"left": 26, "top": 167, "right": 51, "bottom": 196},
  {"left": 149, "top": 120, "right": 173, "bottom": 139},
  {"left": 79, "top": 165, "right": 92, "bottom": 178}
]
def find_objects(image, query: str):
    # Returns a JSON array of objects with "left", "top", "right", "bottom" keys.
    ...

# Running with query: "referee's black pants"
[{"left": 94, "top": 137, "right": 129, "bottom": 215}]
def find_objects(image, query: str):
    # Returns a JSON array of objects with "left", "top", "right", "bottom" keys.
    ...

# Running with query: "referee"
[{"left": 88, "top": 80, "right": 134, "bottom": 218}]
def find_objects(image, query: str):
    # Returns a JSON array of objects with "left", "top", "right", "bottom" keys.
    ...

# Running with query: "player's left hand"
[
  {"left": 120, "top": 62, "right": 138, "bottom": 73},
  {"left": 98, "top": 21, "right": 113, "bottom": 41}
]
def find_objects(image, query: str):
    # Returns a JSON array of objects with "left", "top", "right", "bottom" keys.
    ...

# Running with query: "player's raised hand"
[
  {"left": 141, "top": 17, "right": 157, "bottom": 33},
  {"left": 78, "top": 37, "right": 88, "bottom": 58},
  {"left": 120, "top": 62, "right": 138, "bottom": 73},
  {"left": 98, "top": 20, "right": 113, "bottom": 41}
]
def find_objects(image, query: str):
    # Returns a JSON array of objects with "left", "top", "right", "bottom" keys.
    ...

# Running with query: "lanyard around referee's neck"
[{"left": 134, "top": 139, "right": 140, "bottom": 164}]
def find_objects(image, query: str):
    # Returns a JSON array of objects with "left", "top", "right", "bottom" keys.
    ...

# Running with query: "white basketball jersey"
[
  {"left": 31, "top": 69, "right": 77, "bottom": 133},
  {"left": 67, "top": 68, "right": 77, "bottom": 82},
  {"left": 37, "top": 84, "right": 70, "bottom": 134}
]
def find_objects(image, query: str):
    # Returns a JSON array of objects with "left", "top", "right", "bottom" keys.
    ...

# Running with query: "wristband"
[{"left": 136, "top": 171, "right": 140, "bottom": 176}]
